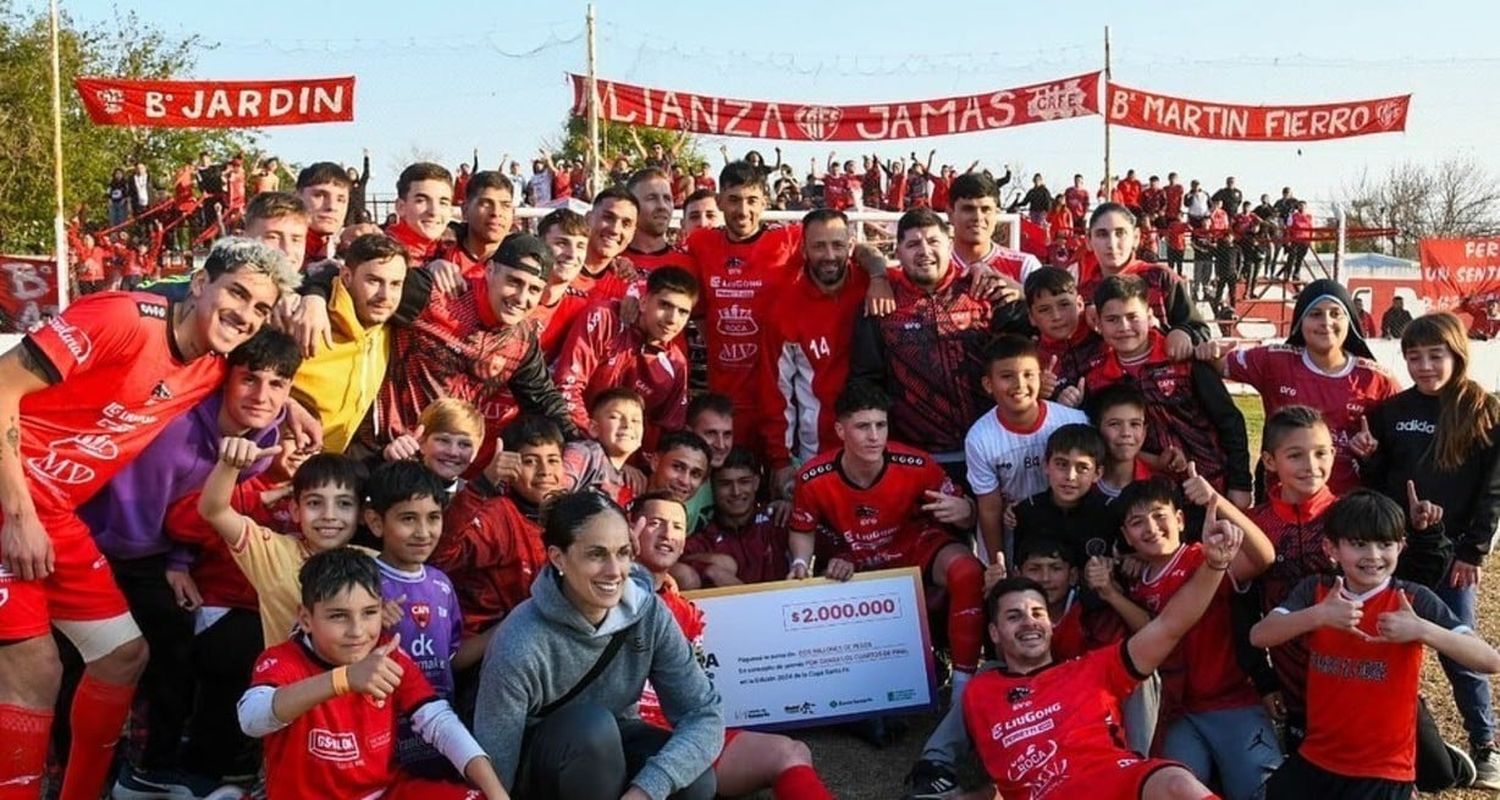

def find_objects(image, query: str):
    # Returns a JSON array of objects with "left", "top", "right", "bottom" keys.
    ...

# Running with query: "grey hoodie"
[{"left": 474, "top": 563, "right": 723, "bottom": 799}]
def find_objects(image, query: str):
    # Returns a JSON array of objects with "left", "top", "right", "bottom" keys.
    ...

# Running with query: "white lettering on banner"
[
  {"left": 1465, "top": 241, "right": 1500, "bottom": 260},
  {"left": 5, "top": 263, "right": 50, "bottom": 302},
  {"left": 152, "top": 86, "right": 346, "bottom": 122},
  {"left": 1025, "top": 79, "right": 1090, "bottom": 121},
  {"left": 684, "top": 567, "right": 935, "bottom": 729},
  {"left": 795, "top": 106, "right": 842, "bottom": 141},
  {"left": 145, "top": 91, "right": 167, "bottom": 117},
  {"left": 308, "top": 729, "right": 360, "bottom": 762}
]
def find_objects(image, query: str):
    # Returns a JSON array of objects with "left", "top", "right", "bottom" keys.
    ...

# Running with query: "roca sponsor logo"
[
  {"left": 308, "top": 728, "right": 360, "bottom": 762},
  {"left": 1395, "top": 419, "right": 1436, "bottom": 435},
  {"left": 47, "top": 317, "right": 92, "bottom": 363}
]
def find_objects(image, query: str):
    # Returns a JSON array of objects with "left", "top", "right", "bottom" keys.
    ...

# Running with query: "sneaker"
[
  {"left": 904, "top": 759, "right": 961, "bottom": 800},
  {"left": 112, "top": 765, "right": 222, "bottom": 800},
  {"left": 1448, "top": 741, "right": 1478, "bottom": 789},
  {"left": 1473, "top": 743, "right": 1500, "bottom": 790}
]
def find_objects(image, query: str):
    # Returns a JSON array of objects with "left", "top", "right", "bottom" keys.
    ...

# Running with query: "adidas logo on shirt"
[{"left": 1394, "top": 419, "right": 1436, "bottom": 434}]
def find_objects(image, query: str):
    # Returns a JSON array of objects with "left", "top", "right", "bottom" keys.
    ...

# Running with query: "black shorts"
[{"left": 1266, "top": 754, "right": 1413, "bottom": 800}]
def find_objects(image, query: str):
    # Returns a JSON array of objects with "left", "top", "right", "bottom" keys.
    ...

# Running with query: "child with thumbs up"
[
  {"left": 239, "top": 548, "right": 508, "bottom": 800},
  {"left": 1116, "top": 475, "right": 1278, "bottom": 800},
  {"left": 1251, "top": 490, "right": 1500, "bottom": 799},
  {"left": 200, "top": 437, "right": 370, "bottom": 647}
]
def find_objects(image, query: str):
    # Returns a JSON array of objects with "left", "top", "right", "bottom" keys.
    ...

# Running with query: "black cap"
[{"left": 492, "top": 233, "right": 554, "bottom": 280}]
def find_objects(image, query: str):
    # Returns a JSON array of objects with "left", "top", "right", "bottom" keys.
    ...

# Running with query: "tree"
[
  {"left": 0, "top": 2, "right": 254, "bottom": 252},
  {"left": 1340, "top": 156, "right": 1500, "bottom": 259},
  {"left": 548, "top": 114, "right": 707, "bottom": 185}
]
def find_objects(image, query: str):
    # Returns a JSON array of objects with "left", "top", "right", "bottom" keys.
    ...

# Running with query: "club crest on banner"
[{"left": 795, "top": 105, "right": 843, "bottom": 141}]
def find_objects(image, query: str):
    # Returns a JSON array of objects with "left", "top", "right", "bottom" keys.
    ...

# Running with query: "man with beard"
[
  {"left": 682, "top": 161, "right": 893, "bottom": 450},
  {"left": 438, "top": 171, "right": 516, "bottom": 279},
  {"left": 625, "top": 168, "right": 694, "bottom": 271},
  {"left": 536, "top": 187, "right": 641, "bottom": 360},
  {"left": 289, "top": 234, "right": 410, "bottom": 453},
  {"left": 295, "top": 162, "right": 353, "bottom": 265},
  {"left": 760, "top": 209, "right": 871, "bottom": 494},
  {"left": 851, "top": 208, "right": 1024, "bottom": 486},
  {"left": 373, "top": 233, "right": 578, "bottom": 473}
]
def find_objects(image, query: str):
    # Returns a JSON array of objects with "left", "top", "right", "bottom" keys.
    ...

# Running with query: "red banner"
[
  {"left": 74, "top": 76, "right": 356, "bottom": 128},
  {"left": 1106, "top": 83, "right": 1409, "bottom": 141},
  {"left": 0, "top": 256, "right": 60, "bottom": 334},
  {"left": 1419, "top": 238, "right": 1500, "bottom": 311},
  {"left": 570, "top": 73, "right": 1101, "bottom": 141}
]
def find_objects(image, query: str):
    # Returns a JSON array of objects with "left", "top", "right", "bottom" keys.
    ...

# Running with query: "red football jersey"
[
  {"left": 682, "top": 224, "right": 803, "bottom": 436},
  {"left": 758, "top": 267, "right": 869, "bottom": 467},
  {"left": 551, "top": 300, "right": 688, "bottom": 438},
  {"left": 1245, "top": 488, "right": 1336, "bottom": 715},
  {"left": 624, "top": 245, "right": 693, "bottom": 273},
  {"left": 18, "top": 293, "right": 225, "bottom": 513},
  {"left": 1128, "top": 543, "right": 1259, "bottom": 714},
  {"left": 685, "top": 508, "right": 791, "bottom": 585},
  {"left": 789, "top": 443, "right": 957, "bottom": 570},
  {"left": 1227, "top": 344, "right": 1397, "bottom": 495},
  {"left": 952, "top": 243, "right": 1041, "bottom": 284},
  {"left": 251, "top": 637, "right": 437, "bottom": 800},
  {"left": 963, "top": 643, "right": 1153, "bottom": 800},
  {"left": 535, "top": 261, "right": 639, "bottom": 362},
  {"left": 433, "top": 488, "right": 547, "bottom": 637},
  {"left": 1280, "top": 577, "right": 1463, "bottom": 782},
  {"left": 1049, "top": 592, "right": 1128, "bottom": 663}
]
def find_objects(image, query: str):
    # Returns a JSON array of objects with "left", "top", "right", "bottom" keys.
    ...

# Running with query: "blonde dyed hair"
[{"left": 419, "top": 397, "right": 484, "bottom": 442}]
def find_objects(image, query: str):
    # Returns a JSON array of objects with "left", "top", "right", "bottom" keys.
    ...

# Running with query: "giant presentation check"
[{"left": 684, "top": 568, "right": 936, "bottom": 729}]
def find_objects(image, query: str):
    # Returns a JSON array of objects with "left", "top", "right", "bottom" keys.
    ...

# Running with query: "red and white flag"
[
  {"left": 570, "top": 72, "right": 1102, "bottom": 141},
  {"left": 1106, "top": 83, "right": 1409, "bottom": 141},
  {"left": 75, "top": 76, "right": 356, "bottom": 128}
]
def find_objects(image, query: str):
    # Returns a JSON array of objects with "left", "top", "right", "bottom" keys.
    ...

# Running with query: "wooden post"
[
  {"left": 49, "top": 0, "right": 69, "bottom": 309},
  {"left": 586, "top": 3, "right": 601, "bottom": 196},
  {"left": 1103, "top": 26, "right": 1112, "bottom": 202}
]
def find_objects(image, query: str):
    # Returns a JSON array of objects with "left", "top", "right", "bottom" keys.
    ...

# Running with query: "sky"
[{"left": 36, "top": 0, "right": 1500, "bottom": 210}]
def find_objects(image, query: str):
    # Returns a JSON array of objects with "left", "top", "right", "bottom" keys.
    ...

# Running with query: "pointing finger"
[
  {"left": 1407, "top": 480, "right": 1420, "bottom": 508},
  {"left": 1186, "top": 461, "right": 1199, "bottom": 480},
  {"left": 1360, "top": 416, "right": 1371, "bottom": 435}
]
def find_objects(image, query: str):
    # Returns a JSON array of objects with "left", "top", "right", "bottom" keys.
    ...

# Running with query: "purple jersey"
[{"left": 377, "top": 558, "right": 463, "bottom": 777}]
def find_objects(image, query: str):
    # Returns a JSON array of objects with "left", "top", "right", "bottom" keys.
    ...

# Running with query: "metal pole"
[
  {"left": 586, "top": 3, "right": 601, "bottom": 196},
  {"left": 1334, "top": 206, "right": 1346, "bottom": 283},
  {"left": 1103, "top": 26, "right": 1112, "bottom": 201},
  {"left": 49, "top": 0, "right": 69, "bottom": 310}
]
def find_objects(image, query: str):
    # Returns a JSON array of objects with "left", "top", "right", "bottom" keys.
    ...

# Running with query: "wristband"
[
  {"left": 1206, "top": 561, "right": 1231, "bottom": 572},
  {"left": 331, "top": 666, "right": 351, "bottom": 697}
]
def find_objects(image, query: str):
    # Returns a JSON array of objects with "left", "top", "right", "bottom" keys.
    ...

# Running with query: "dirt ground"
[{"left": 765, "top": 399, "right": 1500, "bottom": 799}]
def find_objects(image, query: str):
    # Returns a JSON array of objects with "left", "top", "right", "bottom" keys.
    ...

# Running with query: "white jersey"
[{"left": 964, "top": 401, "right": 1088, "bottom": 501}]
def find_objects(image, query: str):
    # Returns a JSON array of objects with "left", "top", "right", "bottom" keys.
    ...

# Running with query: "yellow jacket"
[{"left": 291, "top": 279, "right": 390, "bottom": 453}]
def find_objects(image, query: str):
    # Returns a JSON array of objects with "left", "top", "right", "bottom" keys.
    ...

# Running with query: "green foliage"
[
  {"left": 0, "top": 1, "right": 255, "bottom": 252},
  {"left": 552, "top": 114, "right": 706, "bottom": 177}
]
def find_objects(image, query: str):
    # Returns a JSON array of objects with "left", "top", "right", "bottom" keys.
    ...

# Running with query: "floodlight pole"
[
  {"left": 50, "top": 0, "right": 69, "bottom": 310},
  {"left": 586, "top": 3, "right": 601, "bottom": 196},
  {"left": 1103, "top": 26, "right": 1113, "bottom": 201}
]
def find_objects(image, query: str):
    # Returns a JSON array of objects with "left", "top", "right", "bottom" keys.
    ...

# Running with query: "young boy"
[
  {"left": 238, "top": 548, "right": 506, "bottom": 799},
  {"left": 1013, "top": 423, "right": 1119, "bottom": 562},
  {"left": 965, "top": 335, "right": 1088, "bottom": 559},
  {"left": 1243, "top": 406, "right": 1339, "bottom": 742},
  {"left": 1251, "top": 490, "right": 1500, "bottom": 800},
  {"left": 200, "top": 443, "right": 367, "bottom": 647},
  {"left": 561, "top": 387, "right": 645, "bottom": 505},
  {"left": 1025, "top": 266, "right": 1108, "bottom": 402},
  {"left": 383, "top": 397, "right": 486, "bottom": 495},
  {"left": 1113, "top": 476, "right": 1279, "bottom": 800},
  {"left": 366, "top": 461, "right": 465, "bottom": 779},
  {"left": 1013, "top": 536, "right": 1127, "bottom": 663},
  {"left": 1087, "top": 383, "right": 1155, "bottom": 500},
  {"left": 1087, "top": 275, "right": 1252, "bottom": 508},
  {"left": 432, "top": 416, "right": 561, "bottom": 658},
  {"left": 675, "top": 446, "right": 790, "bottom": 589}
]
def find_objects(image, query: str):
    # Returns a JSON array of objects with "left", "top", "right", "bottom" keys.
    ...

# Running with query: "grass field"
[{"left": 773, "top": 397, "right": 1500, "bottom": 799}]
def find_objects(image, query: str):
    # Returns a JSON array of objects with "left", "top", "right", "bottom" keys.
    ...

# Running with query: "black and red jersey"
[
  {"left": 1036, "top": 324, "right": 1108, "bottom": 399},
  {"left": 1077, "top": 259, "right": 1210, "bottom": 343},
  {"left": 1245, "top": 487, "right": 1336, "bottom": 713},
  {"left": 851, "top": 268, "right": 1017, "bottom": 455},
  {"left": 1086, "top": 330, "right": 1252, "bottom": 492},
  {"left": 685, "top": 508, "right": 790, "bottom": 585},
  {"left": 432, "top": 484, "right": 546, "bottom": 637}
]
